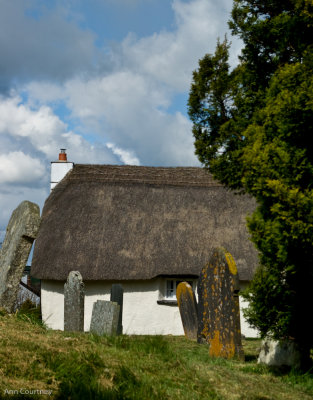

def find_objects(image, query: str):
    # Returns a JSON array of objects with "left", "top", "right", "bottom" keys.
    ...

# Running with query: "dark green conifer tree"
[{"left": 188, "top": 0, "right": 313, "bottom": 366}]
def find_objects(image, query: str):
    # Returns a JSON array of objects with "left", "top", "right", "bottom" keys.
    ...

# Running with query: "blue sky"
[
  {"left": 0, "top": 0, "right": 241, "bottom": 236},
  {"left": 75, "top": 1, "right": 176, "bottom": 42}
]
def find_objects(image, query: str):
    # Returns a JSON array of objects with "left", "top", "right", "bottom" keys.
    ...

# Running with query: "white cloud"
[
  {"left": 24, "top": 0, "right": 239, "bottom": 168},
  {"left": 0, "top": 151, "right": 45, "bottom": 185},
  {"left": 106, "top": 143, "right": 140, "bottom": 165},
  {"left": 120, "top": 0, "right": 240, "bottom": 91},
  {"left": 0, "top": 94, "right": 68, "bottom": 158},
  {"left": 0, "top": 0, "right": 100, "bottom": 92},
  {"left": 23, "top": 82, "right": 65, "bottom": 104},
  {"left": 0, "top": 93, "right": 118, "bottom": 164},
  {"left": 43, "top": 71, "right": 198, "bottom": 166}
]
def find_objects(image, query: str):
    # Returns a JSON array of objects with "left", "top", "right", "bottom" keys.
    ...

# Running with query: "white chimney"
[{"left": 50, "top": 149, "right": 74, "bottom": 191}]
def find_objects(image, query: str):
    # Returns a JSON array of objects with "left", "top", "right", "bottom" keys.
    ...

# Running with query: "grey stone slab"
[
  {"left": 90, "top": 300, "right": 120, "bottom": 336},
  {"left": 176, "top": 282, "right": 198, "bottom": 340},
  {"left": 64, "top": 271, "right": 84, "bottom": 332},
  {"left": 197, "top": 247, "right": 244, "bottom": 360},
  {"left": 110, "top": 284, "right": 123, "bottom": 335},
  {"left": 0, "top": 201, "right": 41, "bottom": 312},
  {"left": 258, "top": 339, "right": 301, "bottom": 368}
]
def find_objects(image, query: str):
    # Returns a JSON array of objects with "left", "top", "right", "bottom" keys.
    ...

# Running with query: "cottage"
[{"left": 31, "top": 153, "right": 259, "bottom": 336}]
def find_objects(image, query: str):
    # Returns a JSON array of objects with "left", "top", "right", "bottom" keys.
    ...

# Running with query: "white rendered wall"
[
  {"left": 41, "top": 280, "right": 65, "bottom": 330},
  {"left": 239, "top": 297, "right": 259, "bottom": 338},
  {"left": 41, "top": 279, "right": 259, "bottom": 337},
  {"left": 41, "top": 279, "right": 184, "bottom": 335},
  {"left": 84, "top": 279, "right": 184, "bottom": 335},
  {"left": 239, "top": 281, "right": 259, "bottom": 338},
  {"left": 50, "top": 162, "right": 74, "bottom": 191}
]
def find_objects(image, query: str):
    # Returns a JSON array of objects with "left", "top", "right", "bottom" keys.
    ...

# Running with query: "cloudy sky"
[{"left": 0, "top": 0, "right": 241, "bottom": 239}]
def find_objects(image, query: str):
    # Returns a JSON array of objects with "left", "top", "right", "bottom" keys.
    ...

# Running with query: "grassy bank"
[{"left": 0, "top": 312, "right": 312, "bottom": 399}]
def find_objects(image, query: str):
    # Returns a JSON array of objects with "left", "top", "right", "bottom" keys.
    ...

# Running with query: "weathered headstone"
[
  {"left": 176, "top": 282, "right": 198, "bottom": 340},
  {"left": 258, "top": 339, "right": 301, "bottom": 368},
  {"left": 110, "top": 284, "right": 123, "bottom": 335},
  {"left": 90, "top": 300, "right": 120, "bottom": 336},
  {"left": 197, "top": 247, "right": 244, "bottom": 360},
  {"left": 0, "top": 201, "right": 41, "bottom": 312},
  {"left": 64, "top": 271, "right": 84, "bottom": 332}
]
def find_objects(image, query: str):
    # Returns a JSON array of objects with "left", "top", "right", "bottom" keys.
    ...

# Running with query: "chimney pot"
[{"left": 59, "top": 149, "right": 67, "bottom": 161}]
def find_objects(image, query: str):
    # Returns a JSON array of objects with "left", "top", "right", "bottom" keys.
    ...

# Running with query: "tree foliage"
[
  {"left": 242, "top": 59, "right": 313, "bottom": 354},
  {"left": 188, "top": 0, "right": 313, "bottom": 364}
]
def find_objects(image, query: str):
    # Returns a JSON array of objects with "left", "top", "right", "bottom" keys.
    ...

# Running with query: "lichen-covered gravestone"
[
  {"left": 0, "top": 201, "right": 41, "bottom": 312},
  {"left": 110, "top": 284, "right": 123, "bottom": 335},
  {"left": 90, "top": 300, "right": 120, "bottom": 336},
  {"left": 197, "top": 248, "right": 244, "bottom": 360},
  {"left": 176, "top": 282, "right": 198, "bottom": 340},
  {"left": 64, "top": 271, "right": 85, "bottom": 332}
]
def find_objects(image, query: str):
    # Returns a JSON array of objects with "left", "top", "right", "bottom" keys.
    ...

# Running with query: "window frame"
[{"left": 164, "top": 278, "right": 197, "bottom": 300}]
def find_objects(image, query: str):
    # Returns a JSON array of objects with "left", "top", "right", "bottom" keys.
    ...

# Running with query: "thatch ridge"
[
  {"left": 31, "top": 164, "right": 258, "bottom": 282},
  {"left": 66, "top": 164, "right": 223, "bottom": 187}
]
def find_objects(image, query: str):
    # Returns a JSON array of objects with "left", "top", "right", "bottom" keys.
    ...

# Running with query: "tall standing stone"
[
  {"left": 64, "top": 271, "right": 84, "bottom": 332},
  {"left": 0, "top": 201, "right": 41, "bottom": 312},
  {"left": 90, "top": 300, "right": 120, "bottom": 336},
  {"left": 110, "top": 284, "right": 123, "bottom": 335},
  {"left": 176, "top": 282, "right": 198, "bottom": 340},
  {"left": 197, "top": 248, "right": 244, "bottom": 360}
]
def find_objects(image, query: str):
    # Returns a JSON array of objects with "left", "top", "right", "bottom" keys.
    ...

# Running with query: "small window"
[{"left": 165, "top": 279, "right": 194, "bottom": 299}]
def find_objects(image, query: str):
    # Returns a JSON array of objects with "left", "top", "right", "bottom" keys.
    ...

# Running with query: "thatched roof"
[{"left": 31, "top": 164, "right": 258, "bottom": 281}]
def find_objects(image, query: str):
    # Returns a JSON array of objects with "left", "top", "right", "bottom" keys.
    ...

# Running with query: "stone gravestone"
[
  {"left": 0, "top": 201, "right": 41, "bottom": 312},
  {"left": 197, "top": 247, "right": 244, "bottom": 360},
  {"left": 64, "top": 271, "right": 85, "bottom": 332},
  {"left": 110, "top": 284, "right": 124, "bottom": 335},
  {"left": 258, "top": 339, "right": 301, "bottom": 368},
  {"left": 176, "top": 282, "right": 198, "bottom": 340},
  {"left": 90, "top": 300, "right": 120, "bottom": 336}
]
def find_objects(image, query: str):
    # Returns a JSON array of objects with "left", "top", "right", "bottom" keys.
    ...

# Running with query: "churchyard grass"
[{"left": 0, "top": 313, "right": 312, "bottom": 400}]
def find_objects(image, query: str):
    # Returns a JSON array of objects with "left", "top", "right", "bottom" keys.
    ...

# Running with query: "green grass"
[{"left": 0, "top": 313, "right": 312, "bottom": 399}]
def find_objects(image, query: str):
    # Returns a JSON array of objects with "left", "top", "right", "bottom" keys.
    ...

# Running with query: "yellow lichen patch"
[
  {"left": 176, "top": 282, "right": 193, "bottom": 307},
  {"left": 208, "top": 330, "right": 223, "bottom": 357},
  {"left": 225, "top": 252, "right": 238, "bottom": 276},
  {"left": 209, "top": 330, "right": 236, "bottom": 359}
]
